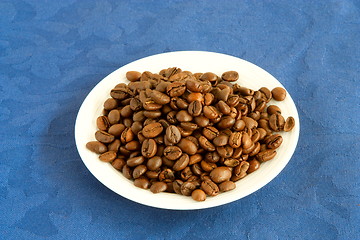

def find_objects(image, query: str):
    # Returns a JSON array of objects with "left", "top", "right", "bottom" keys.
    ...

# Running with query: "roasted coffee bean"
[
  {"left": 187, "top": 92, "right": 204, "bottom": 103},
  {"left": 123, "top": 118, "right": 133, "bottom": 128},
  {"left": 160, "top": 67, "right": 182, "bottom": 78},
  {"left": 150, "top": 182, "right": 168, "bottom": 193},
  {"left": 133, "top": 111, "right": 146, "bottom": 122},
  {"left": 181, "top": 181, "right": 197, "bottom": 196},
  {"left": 269, "top": 113, "right": 285, "bottom": 131},
  {"left": 200, "top": 160, "right": 217, "bottom": 172},
  {"left": 251, "top": 129, "right": 260, "bottom": 143},
  {"left": 175, "top": 98, "right": 189, "bottom": 109},
  {"left": 219, "top": 181, "right": 236, "bottom": 192},
  {"left": 213, "top": 134, "right": 229, "bottom": 147},
  {"left": 126, "top": 156, "right": 145, "bottom": 167},
  {"left": 186, "top": 80, "right": 203, "bottom": 92},
  {"left": 108, "top": 139, "right": 121, "bottom": 152},
  {"left": 221, "top": 71, "right": 239, "bottom": 82},
  {"left": 271, "top": 87, "right": 286, "bottom": 101},
  {"left": 191, "top": 163, "right": 203, "bottom": 175},
  {"left": 203, "top": 106, "right": 219, "bottom": 119},
  {"left": 202, "top": 126, "right": 219, "bottom": 141},
  {"left": 122, "top": 165, "right": 133, "bottom": 179},
  {"left": 223, "top": 158, "right": 240, "bottom": 167},
  {"left": 133, "top": 165, "right": 147, "bottom": 179},
  {"left": 142, "top": 122, "right": 163, "bottom": 138},
  {"left": 242, "top": 116, "right": 258, "bottom": 129},
  {"left": 166, "top": 111, "right": 177, "bottom": 124},
  {"left": 258, "top": 119, "right": 272, "bottom": 134},
  {"left": 267, "top": 105, "right": 281, "bottom": 115},
  {"left": 191, "top": 189, "right": 206, "bottom": 201},
  {"left": 143, "top": 110, "right": 161, "bottom": 119},
  {"left": 120, "top": 128, "right": 134, "bottom": 143},
  {"left": 201, "top": 179, "right": 219, "bottom": 196},
  {"left": 217, "top": 100, "right": 231, "bottom": 115},
  {"left": 233, "top": 119, "right": 245, "bottom": 131},
  {"left": 189, "top": 154, "right": 202, "bottom": 165},
  {"left": 217, "top": 116, "right": 235, "bottom": 129},
  {"left": 120, "top": 105, "right": 133, "bottom": 118},
  {"left": 111, "top": 158, "right": 126, "bottom": 171},
  {"left": 146, "top": 156, "right": 162, "bottom": 170},
  {"left": 188, "top": 100, "right": 202, "bottom": 117},
  {"left": 173, "top": 179, "right": 183, "bottom": 194},
  {"left": 231, "top": 161, "right": 250, "bottom": 181},
  {"left": 176, "top": 110, "right": 193, "bottom": 122},
  {"left": 143, "top": 100, "right": 162, "bottom": 111},
  {"left": 159, "top": 168, "right": 175, "bottom": 182},
  {"left": 134, "top": 177, "right": 150, "bottom": 189},
  {"left": 180, "top": 166, "right": 193, "bottom": 181},
  {"left": 95, "top": 130, "right": 115, "bottom": 143},
  {"left": 241, "top": 132, "right": 252, "bottom": 149},
  {"left": 126, "top": 71, "right": 141, "bottom": 82},
  {"left": 165, "top": 125, "right": 181, "bottom": 144},
  {"left": 163, "top": 146, "right": 183, "bottom": 160},
  {"left": 205, "top": 151, "right": 220, "bottom": 163},
  {"left": 150, "top": 90, "right": 171, "bottom": 105},
  {"left": 86, "top": 141, "right": 107, "bottom": 154},
  {"left": 249, "top": 142, "right": 261, "bottom": 156},
  {"left": 242, "top": 142, "right": 255, "bottom": 154},
  {"left": 257, "top": 149, "right": 277, "bottom": 162},
  {"left": 173, "top": 154, "right": 190, "bottom": 171},
  {"left": 200, "top": 72, "right": 217, "bottom": 82},
  {"left": 104, "top": 98, "right": 118, "bottom": 110},
  {"left": 124, "top": 140, "right": 140, "bottom": 151},
  {"left": 146, "top": 169, "right": 160, "bottom": 179},
  {"left": 259, "top": 87, "right": 272, "bottom": 102},
  {"left": 198, "top": 136, "right": 216, "bottom": 151},
  {"left": 247, "top": 159, "right": 260, "bottom": 173},
  {"left": 96, "top": 116, "right": 111, "bottom": 131},
  {"left": 169, "top": 72, "right": 194, "bottom": 82},
  {"left": 265, "top": 134, "right": 283, "bottom": 149},
  {"left": 194, "top": 116, "right": 210, "bottom": 127},
  {"left": 166, "top": 82, "right": 186, "bottom": 97},
  {"left": 180, "top": 122, "right": 198, "bottom": 131},
  {"left": 284, "top": 116, "right": 295, "bottom": 132},
  {"left": 177, "top": 138, "right": 198, "bottom": 155},
  {"left": 237, "top": 86, "right": 253, "bottom": 96},
  {"left": 231, "top": 147, "right": 243, "bottom": 159},
  {"left": 228, "top": 132, "right": 242, "bottom": 148},
  {"left": 99, "top": 151, "right": 117, "bottom": 162},
  {"left": 129, "top": 98, "right": 142, "bottom": 111},
  {"left": 217, "top": 145, "right": 234, "bottom": 158},
  {"left": 110, "top": 88, "right": 129, "bottom": 100},
  {"left": 203, "top": 92, "right": 214, "bottom": 106},
  {"left": 141, "top": 139, "right": 157, "bottom": 158},
  {"left": 131, "top": 121, "right": 143, "bottom": 135}
]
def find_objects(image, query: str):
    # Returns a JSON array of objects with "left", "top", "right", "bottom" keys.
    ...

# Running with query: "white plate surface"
[{"left": 75, "top": 51, "right": 300, "bottom": 210}]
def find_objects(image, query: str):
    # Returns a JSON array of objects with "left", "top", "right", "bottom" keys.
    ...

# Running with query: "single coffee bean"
[
  {"left": 194, "top": 116, "right": 210, "bottom": 128},
  {"left": 119, "top": 146, "right": 131, "bottom": 156},
  {"left": 165, "top": 125, "right": 181, "bottom": 144},
  {"left": 173, "top": 154, "right": 190, "bottom": 171},
  {"left": 269, "top": 113, "right": 285, "bottom": 131},
  {"left": 257, "top": 128, "right": 268, "bottom": 140},
  {"left": 249, "top": 142, "right": 261, "bottom": 156},
  {"left": 127, "top": 156, "right": 145, "bottom": 167},
  {"left": 150, "top": 90, "right": 171, "bottom": 105},
  {"left": 177, "top": 138, "right": 198, "bottom": 155},
  {"left": 103, "top": 98, "right": 118, "bottom": 110},
  {"left": 200, "top": 72, "right": 218, "bottom": 82},
  {"left": 258, "top": 119, "right": 272, "bottom": 134},
  {"left": 175, "top": 98, "right": 189, "bottom": 109},
  {"left": 169, "top": 72, "right": 194, "bottom": 82},
  {"left": 191, "top": 189, "right": 206, "bottom": 201},
  {"left": 217, "top": 116, "right": 235, "bottom": 129},
  {"left": 130, "top": 98, "right": 142, "bottom": 111},
  {"left": 216, "top": 145, "right": 234, "bottom": 158},
  {"left": 242, "top": 116, "right": 258, "bottom": 129},
  {"left": 221, "top": 71, "right": 238, "bottom": 82},
  {"left": 163, "top": 146, "right": 183, "bottom": 160},
  {"left": 133, "top": 111, "right": 146, "bottom": 122},
  {"left": 143, "top": 100, "right": 162, "bottom": 111},
  {"left": 180, "top": 122, "right": 198, "bottom": 131},
  {"left": 219, "top": 181, "right": 236, "bottom": 192},
  {"left": 186, "top": 80, "right": 203, "bottom": 92},
  {"left": 120, "top": 105, "right": 133, "bottom": 118},
  {"left": 160, "top": 67, "right": 182, "bottom": 78},
  {"left": 187, "top": 92, "right": 204, "bottom": 103},
  {"left": 176, "top": 110, "right": 193, "bottom": 122},
  {"left": 108, "top": 139, "right": 121, "bottom": 152},
  {"left": 242, "top": 142, "right": 255, "bottom": 154},
  {"left": 259, "top": 87, "right": 272, "bottom": 102},
  {"left": 271, "top": 87, "right": 286, "bottom": 101},
  {"left": 110, "top": 88, "right": 129, "bottom": 100},
  {"left": 217, "top": 100, "right": 231, "bottom": 115},
  {"left": 131, "top": 121, "right": 143, "bottom": 135},
  {"left": 96, "top": 116, "right": 111, "bottom": 131},
  {"left": 150, "top": 182, "right": 168, "bottom": 193},
  {"left": 191, "top": 163, "right": 203, "bottom": 175},
  {"left": 181, "top": 181, "right": 197, "bottom": 196},
  {"left": 200, "top": 160, "right": 217, "bottom": 172},
  {"left": 201, "top": 179, "right": 219, "bottom": 196},
  {"left": 247, "top": 159, "right": 260, "bottom": 173},
  {"left": 173, "top": 179, "right": 184, "bottom": 194},
  {"left": 231, "top": 161, "right": 250, "bottom": 181},
  {"left": 125, "top": 140, "right": 140, "bottom": 151},
  {"left": 231, "top": 147, "right": 243, "bottom": 159},
  {"left": 204, "top": 92, "right": 214, "bottom": 106},
  {"left": 134, "top": 177, "right": 150, "bottom": 189},
  {"left": 180, "top": 166, "right": 193, "bottom": 181},
  {"left": 86, "top": 141, "right": 107, "bottom": 154},
  {"left": 198, "top": 136, "right": 216, "bottom": 151},
  {"left": 141, "top": 139, "right": 157, "bottom": 158},
  {"left": 203, "top": 106, "right": 219, "bottom": 119},
  {"left": 120, "top": 128, "right": 134, "bottom": 143},
  {"left": 99, "top": 151, "right": 117, "bottom": 162},
  {"left": 251, "top": 129, "right": 260, "bottom": 143},
  {"left": 284, "top": 116, "right": 295, "bottom": 132},
  {"left": 145, "top": 156, "right": 161, "bottom": 170},
  {"left": 122, "top": 165, "right": 132, "bottom": 179},
  {"left": 188, "top": 100, "right": 202, "bottom": 117},
  {"left": 133, "top": 165, "right": 147, "bottom": 179},
  {"left": 146, "top": 169, "right": 160, "bottom": 179},
  {"left": 123, "top": 118, "right": 133, "bottom": 128},
  {"left": 213, "top": 134, "right": 229, "bottom": 147},
  {"left": 142, "top": 122, "right": 163, "bottom": 138},
  {"left": 166, "top": 82, "right": 186, "bottom": 97},
  {"left": 233, "top": 119, "right": 245, "bottom": 131},
  {"left": 228, "top": 132, "right": 242, "bottom": 148},
  {"left": 111, "top": 158, "right": 126, "bottom": 171},
  {"left": 95, "top": 130, "right": 115, "bottom": 143},
  {"left": 265, "top": 134, "right": 283, "bottom": 149},
  {"left": 189, "top": 154, "right": 202, "bottom": 165},
  {"left": 267, "top": 105, "right": 281, "bottom": 115},
  {"left": 202, "top": 126, "right": 219, "bottom": 141},
  {"left": 257, "top": 149, "right": 277, "bottom": 162},
  {"left": 204, "top": 151, "right": 220, "bottom": 163},
  {"left": 126, "top": 71, "right": 141, "bottom": 82},
  {"left": 223, "top": 158, "right": 240, "bottom": 167},
  {"left": 241, "top": 132, "right": 252, "bottom": 149}
]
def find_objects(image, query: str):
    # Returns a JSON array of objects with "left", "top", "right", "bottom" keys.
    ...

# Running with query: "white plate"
[{"left": 75, "top": 51, "right": 300, "bottom": 210}]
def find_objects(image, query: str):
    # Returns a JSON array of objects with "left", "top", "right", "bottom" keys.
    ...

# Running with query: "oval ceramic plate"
[{"left": 75, "top": 51, "right": 300, "bottom": 210}]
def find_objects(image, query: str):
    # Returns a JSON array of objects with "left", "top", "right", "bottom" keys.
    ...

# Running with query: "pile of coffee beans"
[{"left": 86, "top": 68, "right": 295, "bottom": 201}]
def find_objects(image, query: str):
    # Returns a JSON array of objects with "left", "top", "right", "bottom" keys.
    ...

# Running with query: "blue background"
[{"left": 1, "top": 0, "right": 359, "bottom": 239}]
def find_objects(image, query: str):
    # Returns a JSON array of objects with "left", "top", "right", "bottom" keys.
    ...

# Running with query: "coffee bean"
[
  {"left": 242, "top": 116, "right": 258, "bottom": 129},
  {"left": 163, "top": 146, "right": 183, "bottom": 160},
  {"left": 127, "top": 156, "right": 145, "bottom": 167},
  {"left": 95, "top": 130, "right": 115, "bottom": 143},
  {"left": 200, "top": 160, "right": 217, "bottom": 172},
  {"left": 176, "top": 110, "right": 193, "bottom": 122},
  {"left": 133, "top": 165, "right": 147, "bottom": 179},
  {"left": 108, "top": 139, "right": 121, "bottom": 152},
  {"left": 165, "top": 125, "right": 181, "bottom": 144},
  {"left": 213, "top": 134, "right": 229, "bottom": 147},
  {"left": 146, "top": 156, "right": 161, "bottom": 170},
  {"left": 111, "top": 158, "right": 126, "bottom": 171},
  {"left": 146, "top": 170, "right": 160, "bottom": 179},
  {"left": 267, "top": 105, "right": 281, "bottom": 115},
  {"left": 133, "top": 111, "right": 146, "bottom": 122},
  {"left": 189, "top": 154, "right": 202, "bottom": 165},
  {"left": 172, "top": 179, "right": 183, "bottom": 194},
  {"left": 122, "top": 165, "right": 133, "bottom": 179},
  {"left": 194, "top": 116, "right": 210, "bottom": 127},
  {"left": 257, "top": 149, "right": 277, "bottom": 162},
  {"left": 201, "top": 179, "right": 219, "bottom": 196},
  {"left": 181, "top": 181, "right": 197, "bottom": 196},
  {"left": 191, "top": 189, "right": 206, "bottom": 201},
  {"left": 173, "top": 154, "right": 190, "bottom": 171},
  {"left": 198, "top": 136, "right": 216, "bottom": 151},
  {"left": 160, "top": 67, "right": 182, "bottom": 78},
  {"left": 247, "top": 159, "right": 260, "bottom": 173},
  {"left": 217, "top": 116, "right": 235, "bottom": 129},
  {"left": 187, "top": 92, "right": 204, "bottom": 103},
  {"left": 203, "top": 106, "right": 219, "bottom": 119},
  {"left": 142, "top": 122, "right": 163, "bottom": 138},
  {"left": 284, "top": 116, "right": 295, "bottom": 132},
  {"left": 271, "top": 87, "right": 286, "bottom": 101},
  {"left": 188, "top": 100, "right": 202, "bottom": 117},
  {"left": 180, "top": 122, "right": 198, "bottom": 131},
  {"left": 216, "top": 145, "right": 234, "bottom": 158},
  {"left": 96, "top": 116, "right": 110, "bottom": 131},
  {"left": 141, "top": 139, "right": 157, "bottom": 158},
  {"left": 231, "top": 161, "right": 250, "bottom": 181},
  {"left": 175, "top": 98, "right": 189, "bottom": 109},
  {"left": 233, "top": 119, "right": 245, "bottom": 131},
  {"left": 219, "top": 181, "right": 236, "bottom": 192},
  {"left": 265, "top": 134, "right": 283, "bottom": 149},
  {"left": 180, "top": 166, "right": 193, "bottom": 181},
  {"left": 269, "top": 113, "right": 285, "bottom": 131},
  {"left": 177, "top": 138, "right": 197, "bottom": 155},
  {"left": 134, "top": 177, "right": 150, "bottom": 189},
  {"left": 86, "top": 141, "right": 107, "bottom": 154},
  {"left": 241, "top": 132, "right": 252, "bottom": 149},
  {"left": 228, "top": 132, "right": 242, "bottom": 148},
  {"left": 166, "top": 82, "right": 186, "bottom": 97},
  {"left": 126, "top": 71, "right": 141, "bottom": 82},
  {"left": 221, "top": 71, "right": 238, "bottom": 82},
  {"left": 103, "top": 98, "right": 118, "bottom": 110},
  {"left": 200, "top": 72, "right": 217, "bottom": 82},
  {"left": 186, "top": 80, "right": 203, "bottom": 92},
  {"left": 110, "top": 88, "right": 130, "bottom": 100},
  {"left": 150, "top": 182, "right": 168, "bottom": 193},
  {"left": 150, "top": 90, "right": 171, "bottom": 105},
  {"left": 99, "top": 151, "right": 117, "bottom": 162},
  {"left": 120, "top": 128, "right": 134, "bottom": 143},
  {"left": 259, "top": 87, "right": 272, "bottom": 102},
  {"left": 204, "top": 151, "right": 220, "bottom": 163},
  {"left": 202, "top": 126, "right": 219, "bottom": 141}
]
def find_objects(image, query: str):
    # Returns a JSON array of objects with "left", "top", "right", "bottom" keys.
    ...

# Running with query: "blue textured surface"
[{"left": 1, "top": 0, "right": 359, "bottom": 239}]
